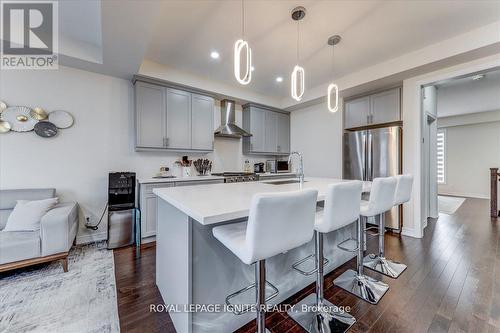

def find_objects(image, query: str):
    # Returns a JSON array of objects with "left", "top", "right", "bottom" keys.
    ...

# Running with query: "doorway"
[{"left": 421, "top": 67, "right": 500, "bottom": 221}]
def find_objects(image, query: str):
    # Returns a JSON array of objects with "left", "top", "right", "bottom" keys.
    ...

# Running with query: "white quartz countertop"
[
  {"left": 138, "top": 175, "right": 225, "bottom": 184},
  {"left": 153, "top": 177, "right": 371, "bottom": 225},
  {"left": 258, "top": 172, "right": 297, "bottom": 178}
]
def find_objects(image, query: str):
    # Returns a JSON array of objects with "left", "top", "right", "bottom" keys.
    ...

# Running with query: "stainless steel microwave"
[{"left": 276, "top": 160, "right": 290, "bottom": 173}]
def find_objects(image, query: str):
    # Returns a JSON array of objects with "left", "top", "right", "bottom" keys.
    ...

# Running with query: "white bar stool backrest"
[
  {"left": 315, "top": 181, "right": 363, "bottom": 233},
  {"left": 394, "top": 174, "right": 413, "bottom": 206},
  {"left": 363, "top": 177, "right": 397, "bottom": 217},
  {"left": 246, "top": 189, "right": 318, "bottom": 264}
]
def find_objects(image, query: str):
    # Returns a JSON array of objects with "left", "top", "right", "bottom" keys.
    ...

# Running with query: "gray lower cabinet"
[
  {"left": 243, "top": 104, "right": 290, "bottom": 155},
  {"left": 344, "top": 87, "right": 401, "bottom": 129},
  {"left": 135, "top": 80, "right": 215, "bottom": 152},
  {"left": 139, "top": 179, "right": 224, "bottom": 240},
  {"left": 139, "top": 182, "right": 174, "bottom": 238}
]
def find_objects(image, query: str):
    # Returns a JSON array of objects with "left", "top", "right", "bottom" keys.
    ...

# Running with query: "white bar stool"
[
  {"left": 212, "top": 189, "right": 318, "bottom": 333},
  {"left": 288, "top": 181, "right": 362, "bottom": 333},
  {"left": 334, "top": 177, "right": 396, "bottom": 304},
  {"left": 363, "top": 174, "right": 413, "bottom": 278}
]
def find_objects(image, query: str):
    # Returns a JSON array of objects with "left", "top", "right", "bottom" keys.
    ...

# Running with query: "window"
[{"left": 437, "top": 129, "right": 446, "bottom": 184}]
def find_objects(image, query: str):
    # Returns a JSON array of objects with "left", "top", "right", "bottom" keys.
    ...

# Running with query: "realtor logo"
[{"left": 1, "top": 1, "right": 58, "bottom": 69}]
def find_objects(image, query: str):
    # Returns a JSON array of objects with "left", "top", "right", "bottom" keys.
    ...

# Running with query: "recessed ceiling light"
[
  {"left": 210, "top": 51, "right": 220, "bottom": 59},
  {"left": 251, "top": 66, "right": 255, "bottom": 72},
  {"left": 276, "top": 76, "right": 283, "bottom": 83}
]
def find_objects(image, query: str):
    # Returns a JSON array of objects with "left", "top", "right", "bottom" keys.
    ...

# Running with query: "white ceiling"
[
  {"left": 51, "top": 1, "right": 500, "bottom": 101},
  {"left": 436, "top": 68, "right": 500, "bottom": 117},
  {"left": 145, "top": 0, "right": 500, "bottom": 98}
]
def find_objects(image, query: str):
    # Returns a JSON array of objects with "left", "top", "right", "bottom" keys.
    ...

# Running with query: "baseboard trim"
[
  {"left": 141, "top": 236, "right": 156, "bottom": 244},
  {"left": 438, "top": 191, "right": 489, "bottom": 200},
  {"left": 401, "top": 226, "right": 422, "bottom": 238},
  {"left": 76, "top": 232, "right": 107, "bottom": 245}
]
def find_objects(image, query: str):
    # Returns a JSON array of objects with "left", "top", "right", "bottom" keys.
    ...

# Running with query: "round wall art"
[
  {"left": 34, "top": 121, "right": 58, "bottom": 138},
  {"left": 1, "top": 106, "right": 37, "bottom": 132},
  {"left": 48, "top": 110, "right": 74, "bottom": 129}
]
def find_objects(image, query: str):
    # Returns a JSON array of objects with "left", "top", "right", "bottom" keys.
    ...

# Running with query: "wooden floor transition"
[{"left": 114, "top": 198, "right": 500, "bottom": 332}]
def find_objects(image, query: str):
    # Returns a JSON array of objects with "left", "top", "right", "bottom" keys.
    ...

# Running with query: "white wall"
[
  {"left": 437, "top": 120, "right": 500, "bottom": 199},
  {"left": 0, "top": 66, "right": 269, "bottom": 243},
  {"left": 290, "top": 100, "right": 343, "bottom": 178}
]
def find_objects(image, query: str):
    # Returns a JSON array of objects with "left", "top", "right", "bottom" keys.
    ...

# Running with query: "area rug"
[
  {"left": 438, "top": 195, "right": 466, "bottom": 215},
  {"left": 0, "top": 242, "right": 120, "bottom": 333}
]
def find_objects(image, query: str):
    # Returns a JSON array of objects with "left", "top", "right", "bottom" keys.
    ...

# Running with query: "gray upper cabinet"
[
  {"left": 134, "top": 79, "right": 214, "bottom": 152},
  {"left": 344, "top": 87, "right": 401, "bottom": 129},
  {"left": 245, "top": 106, "right": 266, "bottom": 152},
  {"left": 243, "top": 104, "right": 290, "bottom": 155},
  {"left": 264, "top": 111, "right": 278, "bottom": 153},
  {"left": 344, "top": 96, "right": 370, "bottom": 129},
  {"left": 191, "top": 94, "right": 214, "bottom": 150},
  {"left": 135, "top": 82, "right": 166, "bottom": 149},
  {"left": 370, "top": 88, "right": 400, "bottom": 125},
  {"left": 166, "top": 88, "right": 191, "bottom": 149},
  {"left": 276, "top": 112, "right": 290, "bottom": 154}
]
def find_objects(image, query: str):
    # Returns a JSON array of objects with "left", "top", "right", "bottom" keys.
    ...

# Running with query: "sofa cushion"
[
  {"left": 0, "top": 188, "right": 56, "bottom": 210},
  {"left": 4, "top": 198, "right": 59, "bottom": 232},
  {"left": 0, "top": 209, "right": 12, "bottom": 230},
  {"left": 0, "top": 231, "right": 41, "bottom": 264}
]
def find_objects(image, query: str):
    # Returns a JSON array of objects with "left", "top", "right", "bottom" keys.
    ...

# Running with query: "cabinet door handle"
[
  {"left": 250, "top": 143, "right": 253, "bottom": 151},
  {"left": 277, "top": 145, "right": 281, "bottom": 152},
  {"left": 164, "top": 137, "right": 169, "bottom": 147}
]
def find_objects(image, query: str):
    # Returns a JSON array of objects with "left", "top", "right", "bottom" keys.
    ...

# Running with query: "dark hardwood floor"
[{"left": 114, "top": 198, "right": 500, "bottom": 333}]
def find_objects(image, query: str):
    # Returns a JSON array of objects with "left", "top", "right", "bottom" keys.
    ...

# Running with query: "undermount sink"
[{"left": 267, "top": 180, "right": 307, "bottom": 185}]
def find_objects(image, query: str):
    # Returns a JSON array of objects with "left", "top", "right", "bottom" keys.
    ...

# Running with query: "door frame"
[{"left": 401, "top": 54, "right": 500, "bottom": 238}]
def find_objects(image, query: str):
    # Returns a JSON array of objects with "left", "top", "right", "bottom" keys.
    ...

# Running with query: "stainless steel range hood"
[{"left": 214, "top": 99, "right": 252, "bottom": 138}]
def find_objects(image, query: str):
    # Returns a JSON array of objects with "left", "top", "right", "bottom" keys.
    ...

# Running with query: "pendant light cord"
[
  {"left": 331, "top": 44, "right": 335, "bottom": 73},
  {"left": 296, "top": 21, "right": 300, "bottom": 62},
  {"left": 241, "top": 0, "right": 245, "bottom": 38}
]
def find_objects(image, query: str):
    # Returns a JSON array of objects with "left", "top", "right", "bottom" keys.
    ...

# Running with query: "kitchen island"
[{"left": 153, "top": 177, "right": 370, "bottom": 333}]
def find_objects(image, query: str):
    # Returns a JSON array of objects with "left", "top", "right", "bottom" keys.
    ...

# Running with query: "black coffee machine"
[{"left": 107, "top": 172, "right": 136, "bottom": 249}]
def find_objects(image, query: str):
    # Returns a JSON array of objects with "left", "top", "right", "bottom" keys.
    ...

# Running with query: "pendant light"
[
  {"left": 234, "top": 0, "right": 252, "bottom": 85},
  {"left": 291, "top": 7, "right": 306, "bottom": 102},
  {"left": 327, "top": 35, "right": 341, "bottom": 113}
]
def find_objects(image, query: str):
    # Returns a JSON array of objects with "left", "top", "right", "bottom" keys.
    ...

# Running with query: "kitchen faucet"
[{"left": 288, "top": 151, "right": 304, "bottom": 185}]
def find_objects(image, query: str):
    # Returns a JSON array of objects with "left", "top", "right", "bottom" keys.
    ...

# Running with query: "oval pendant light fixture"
[
  {"left": 234, "top": 0, "right": 252, "bottom": 85},
  {"left": 291, "top": 7, "right": 306, "bottom": 102},
  {"left": 327, "top": 35, "right": 341, "bottom": 112}
]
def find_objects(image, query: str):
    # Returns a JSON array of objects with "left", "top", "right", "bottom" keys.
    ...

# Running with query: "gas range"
[{"left": 211, "top": 172, "right": 259, "bottom": 183}]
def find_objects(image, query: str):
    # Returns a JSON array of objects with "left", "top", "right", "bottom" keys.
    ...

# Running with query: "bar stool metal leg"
[
  {"left": 288, "top": 232, "right": 356, "bottom": 332},
  {"left": 363, "top": 214, "right": 407, "bottom": 278},
  {"left": 334, "top": 218, "right": 389, "bottom": 304},
  {"left": 255, "top": 260, "right": 271, "bottom": 333}
]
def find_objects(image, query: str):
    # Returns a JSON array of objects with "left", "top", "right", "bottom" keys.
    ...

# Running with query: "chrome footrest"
[
  {"left": 364, "top": 226, "right": 380, "bottom": 236},
  {"left": 337, "top": 238, "right": 359, "bottom": 252},
  {"left": 291, "top": 254, "right": 329, "bottom": 276},
  {"left": 225, "top": 281, "right": 279, "bottom": 315}
]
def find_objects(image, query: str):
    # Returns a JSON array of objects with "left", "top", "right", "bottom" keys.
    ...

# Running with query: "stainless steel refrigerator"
[{"left": 343, "top": 126, "right": 402, "bottom": 230}]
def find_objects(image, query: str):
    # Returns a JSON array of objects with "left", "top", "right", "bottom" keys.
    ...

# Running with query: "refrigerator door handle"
[{"left": 367, "top": 132, "right": 373, "bottom": 180}]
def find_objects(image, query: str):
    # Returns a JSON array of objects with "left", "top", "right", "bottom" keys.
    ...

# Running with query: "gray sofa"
[{"left": 0, "top": 188, "right": 78, "bottom": 273}]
